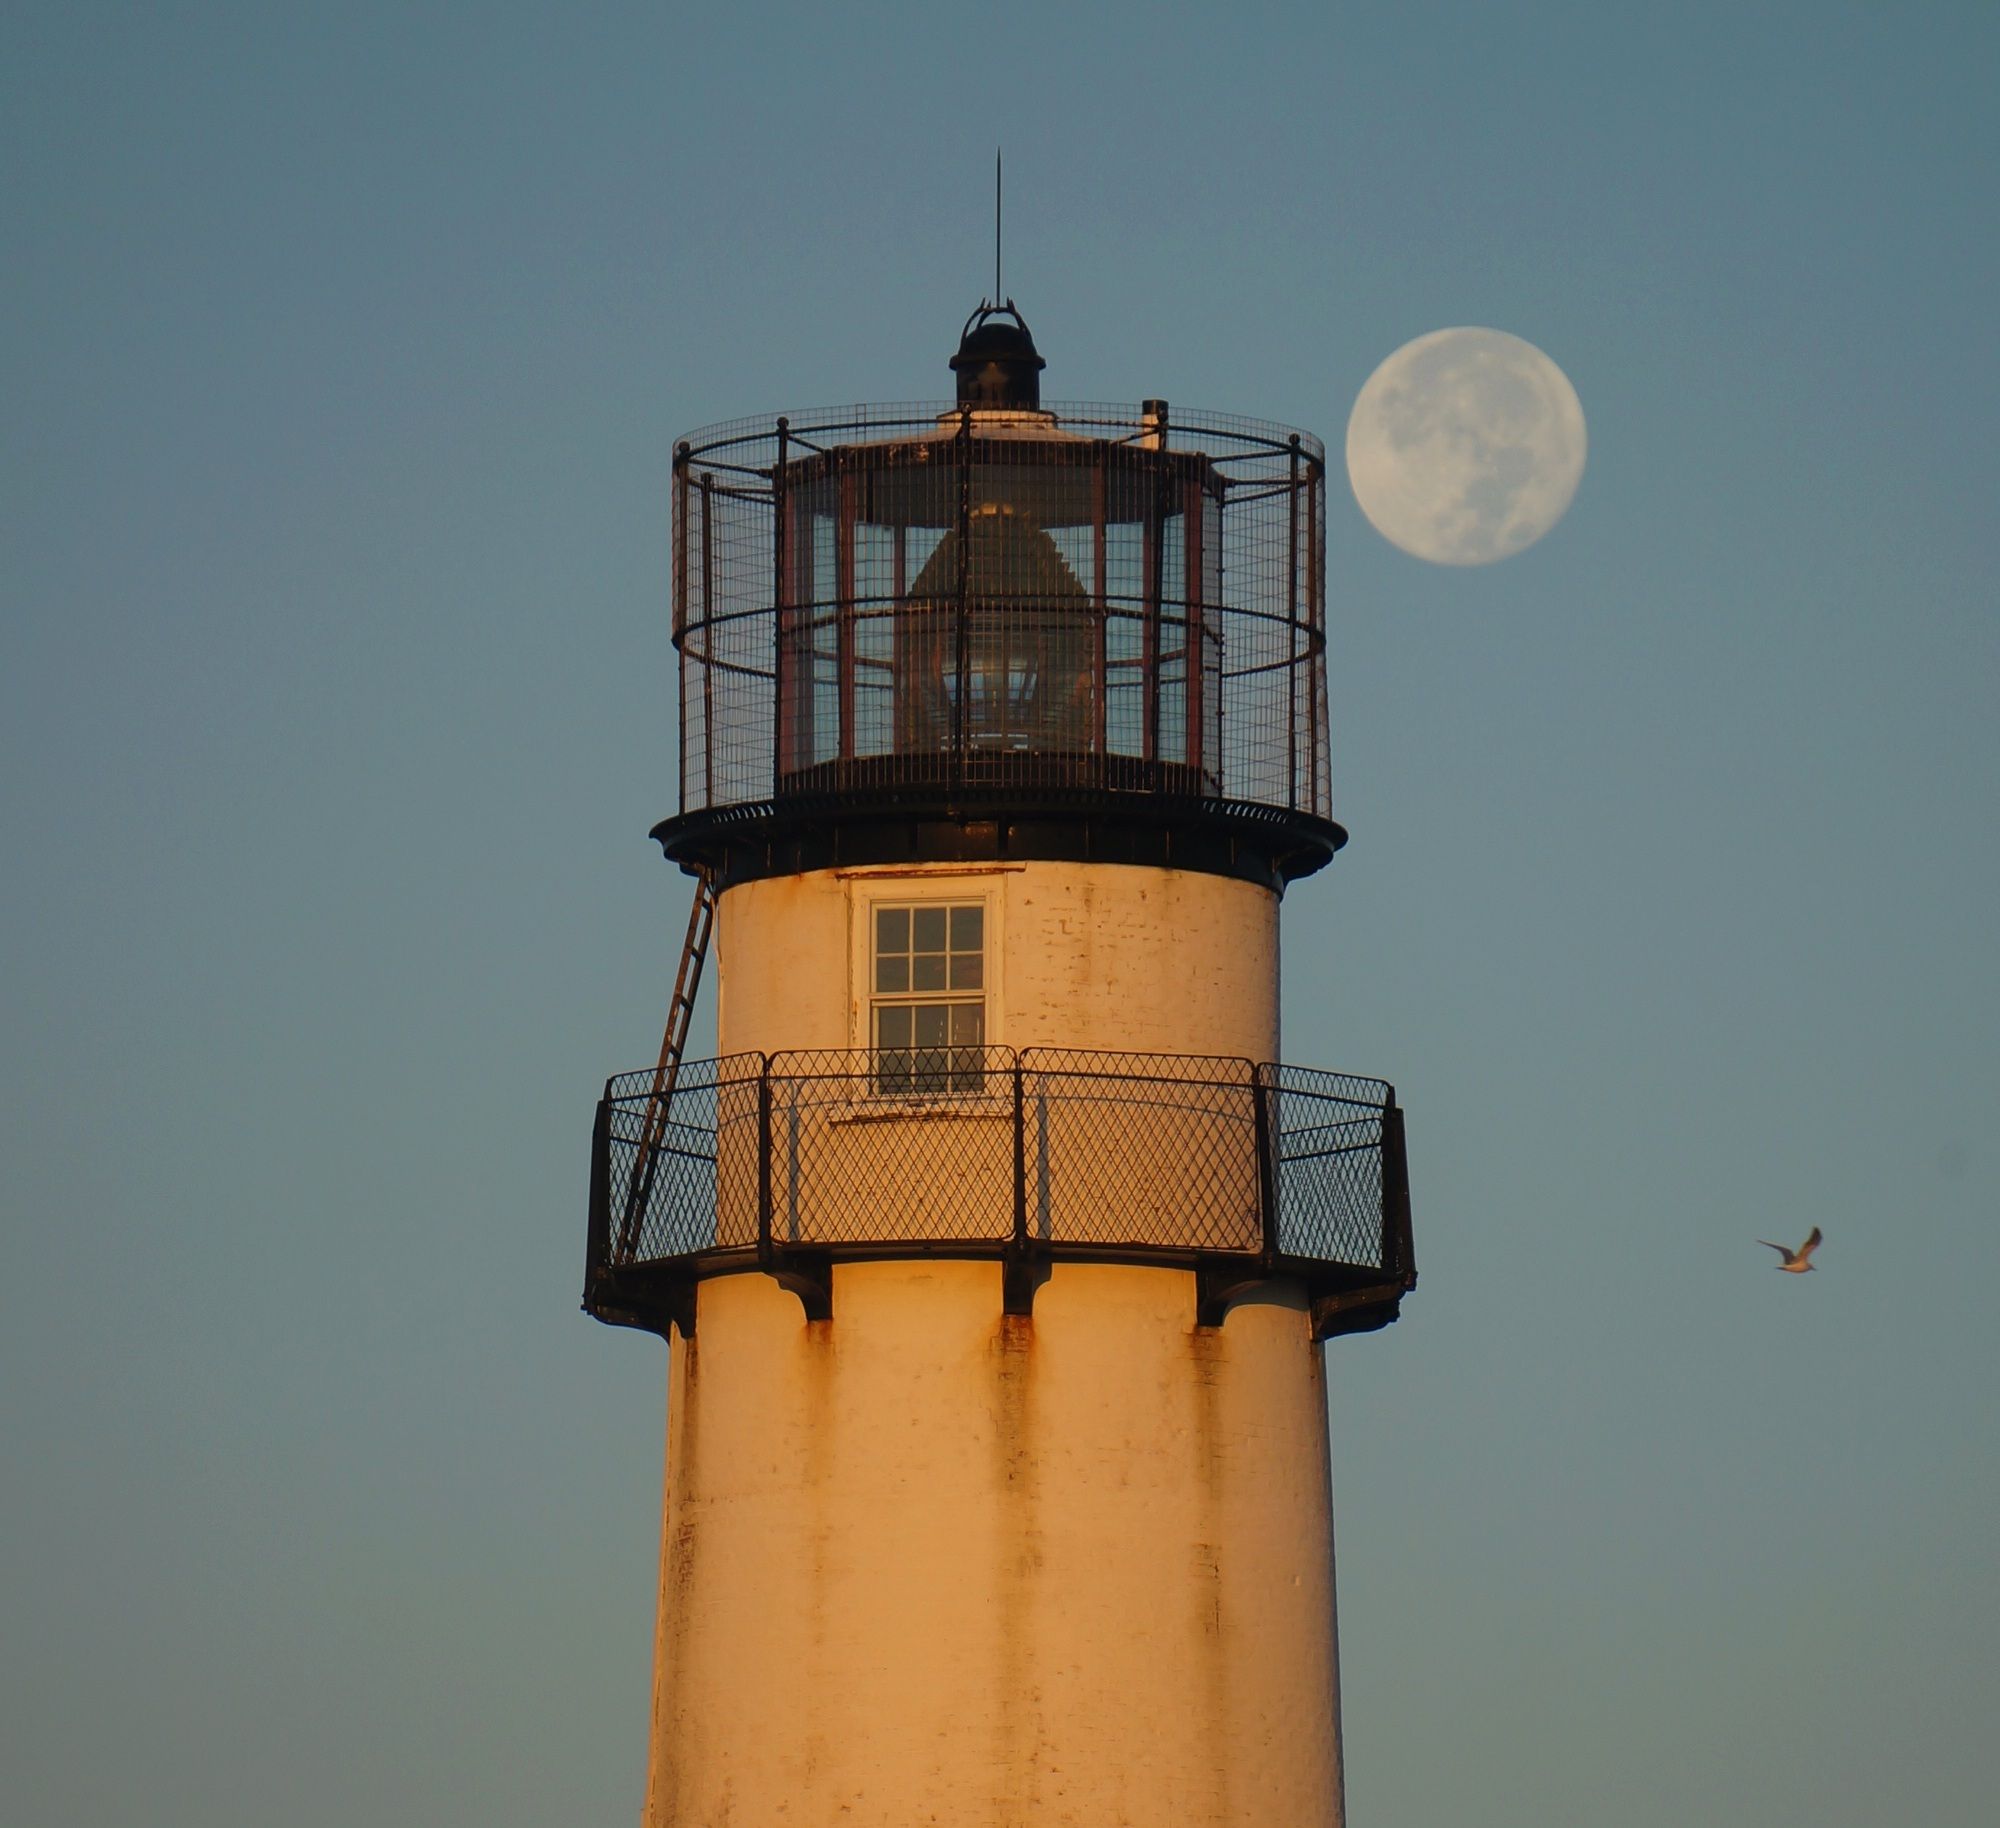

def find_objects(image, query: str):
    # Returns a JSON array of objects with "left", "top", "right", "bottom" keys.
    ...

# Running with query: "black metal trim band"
[
  {"left": 652, "top": 794, "right": 1347, "bottom": 893},
  {"left": 585, "top": 1245, "right": 1406, "bottom": 1345}
]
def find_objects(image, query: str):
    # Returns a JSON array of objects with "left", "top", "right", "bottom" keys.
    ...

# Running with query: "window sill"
[{"left": 823, "top": 1093, "right": 1012, "bottom": 1125}]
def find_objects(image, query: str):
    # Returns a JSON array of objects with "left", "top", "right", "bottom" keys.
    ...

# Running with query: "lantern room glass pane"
[{"left": 761, "top": 439, "right": 1238, "bottom": 799}]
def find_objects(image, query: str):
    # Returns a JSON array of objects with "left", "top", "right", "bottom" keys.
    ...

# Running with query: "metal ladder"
[{"left": 614, "top": 867, "right": 717, "bottom": 1259}]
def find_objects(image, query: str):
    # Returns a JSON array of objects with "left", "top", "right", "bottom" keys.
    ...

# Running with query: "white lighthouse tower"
[{"left": 586, "top": 304, "right": 1414, "bottom": 1826}]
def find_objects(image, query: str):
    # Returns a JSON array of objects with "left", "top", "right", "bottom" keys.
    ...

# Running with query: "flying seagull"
[{"left": 1758, "top": 1227, "right": 1822, "bottom": 1273}]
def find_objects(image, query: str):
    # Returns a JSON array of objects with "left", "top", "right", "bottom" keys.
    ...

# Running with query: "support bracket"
[
  {"left": 1001, "top": 1248, "right": 1052, "bottom": 1318},
  {"left": 763, "top": 1248, "right": 834, "bottom": 1323},
  {"left": 1308, "top": 1281, "right": 1407, "bottom": 1342},
  {"left": 582, "top": 1269, "right": 697, "bottom": 1343},
  {"left": 1194, "top": 1262, "right": 1274, "bottom": 1330}
]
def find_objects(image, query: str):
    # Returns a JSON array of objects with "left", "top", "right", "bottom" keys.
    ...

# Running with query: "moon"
[{"left": 1345, "top": 327, "right": 1586, "bottom": 566}]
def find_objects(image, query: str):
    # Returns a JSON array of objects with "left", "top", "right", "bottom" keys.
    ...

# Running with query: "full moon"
[{"left": 1345, "top": 327, "right": 1586, "bottom": 566}]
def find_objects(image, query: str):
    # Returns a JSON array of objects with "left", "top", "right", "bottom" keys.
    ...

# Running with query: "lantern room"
[{"left": 661, "top": 304, "right": 1341, "bottom": 890}]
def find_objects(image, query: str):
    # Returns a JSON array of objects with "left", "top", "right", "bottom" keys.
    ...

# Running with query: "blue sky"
[{"left": 4, "top": 4, "right": 1995, "bottom": 1823}]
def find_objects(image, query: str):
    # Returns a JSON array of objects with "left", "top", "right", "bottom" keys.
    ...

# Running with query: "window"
[{"left": 871, "top": 901, "right": 985, "bottom": 1093}]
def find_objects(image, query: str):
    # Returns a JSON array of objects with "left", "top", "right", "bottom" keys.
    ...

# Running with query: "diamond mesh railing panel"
[
  {"left": 765, "top": 1048, "right": 1016, "bottom": 1246},
  {"left": 1020, "top": 1050, "right": 1262, "bottom": 1251},
  {"left": 1265, "top": 1064, "right": 1392, "bottom": 1268},
  {"left": 601, "top": 1055, "right": 760, "bottom": 1262},
  {"left": 590, "top": 1050, "right": 1402, "bottom": 1281}
]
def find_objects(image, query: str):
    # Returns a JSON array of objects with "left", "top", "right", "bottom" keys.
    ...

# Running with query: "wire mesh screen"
[
  {"left": 672, "top": 403, "right": 1329, "bottom": 821},
  {"left": 764, "top": 1048, "right": 1016, "bottom": 1246},
  {"left": 593, "top": 1049, "right": 1398, "bottom": 1279},
  {"left": 1264, "top": 1065, "right": 1392, "bottom": 1269},
  {"left": 602, "top": 1055, "right": 761, "bottom": 1261},
  {"left": 1020, "top": 1050, "right": 1263, "bottom": 1251}
]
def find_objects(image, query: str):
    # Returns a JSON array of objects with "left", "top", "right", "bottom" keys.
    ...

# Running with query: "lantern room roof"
[{"left": 951, "top": 300, "right": 1046, "bottom": 408}]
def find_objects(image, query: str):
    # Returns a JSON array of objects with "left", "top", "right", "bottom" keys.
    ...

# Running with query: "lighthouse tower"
[{"left": 585, "top": 304, "right": 1414, "bottom": 1827}]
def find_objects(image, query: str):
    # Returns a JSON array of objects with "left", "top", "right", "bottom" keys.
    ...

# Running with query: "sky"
[{"left": 3, "top": 3, "right": 1996, "bottom": 1824}]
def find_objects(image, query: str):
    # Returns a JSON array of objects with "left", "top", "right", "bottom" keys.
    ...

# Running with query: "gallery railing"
[
  {"left": 585, "top": 1047, "right": 1413, "bottom": 1341},
  {"left": 668, "top": 404, "right": 1332, "bottom": 828}
]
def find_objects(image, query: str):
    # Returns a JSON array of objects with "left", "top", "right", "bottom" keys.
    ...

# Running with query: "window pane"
[
  {"left": 876, "top": 906, "right": 909, "bottom": 953},
  {"left": 911, "top": 906, "right": 947, "bottom": 951},
  {"left": 876, "top": 955, "right": 909, "bottom": 992},
  {"left": 875, "top": 1005, "right": 911, "bottom": 1049},
  {"left": 949, "top": 953, "right": 981, "bottom": 990},
  {"left": 912, "top": 952, "right": 947, "bottom": 992},
  {"left": 950, "top": 1004, "right": 985, "bottom": 1090},
  {"left": 950, "top": 905, "right": 983, "bottom": 950},
  {"left": 914, "top": 1004, "right": 949, "bottom": 1047}
]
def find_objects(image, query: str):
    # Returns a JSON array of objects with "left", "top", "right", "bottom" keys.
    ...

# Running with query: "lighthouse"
[{"left": 585, "top": 302, "right": 1415, "bottom": 1826}]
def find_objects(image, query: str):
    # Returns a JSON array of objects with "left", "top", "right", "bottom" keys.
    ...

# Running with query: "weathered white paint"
[
  {"left": 643, "top": 862, "right": 1343, "bottom": 1825},
  {"left": 715, "top": 860, "right": 1280, "bottom": 1063},
  {"left": 645, "top": 1262, "right": 1343, "bottom": 1826}
]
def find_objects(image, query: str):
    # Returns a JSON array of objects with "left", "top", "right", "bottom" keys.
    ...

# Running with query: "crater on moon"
[{"left": 1345, "top": 327, "right": 1586, "bottom": 566}]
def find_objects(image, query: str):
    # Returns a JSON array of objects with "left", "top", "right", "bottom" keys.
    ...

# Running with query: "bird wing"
[
  {"left": 1757, "top": 1240, "right": 1788, "bottom": 1255},
  {"left": 1798, "top": 1227, "right": 1823, "bottom": 1260}
]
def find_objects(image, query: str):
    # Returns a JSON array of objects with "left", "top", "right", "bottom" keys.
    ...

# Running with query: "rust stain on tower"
[{"left": 585, "top": 301, "right": 1416, "bottom": 1825}]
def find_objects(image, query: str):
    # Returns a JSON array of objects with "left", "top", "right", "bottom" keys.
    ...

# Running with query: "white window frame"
[{"left": 846, "top": 871, "right": 1006, "bottom": 1104}]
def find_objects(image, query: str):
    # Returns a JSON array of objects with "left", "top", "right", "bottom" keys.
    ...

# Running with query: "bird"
[{"left": 1758, "top": 1227, "right": 1822, "bottom": 1273}]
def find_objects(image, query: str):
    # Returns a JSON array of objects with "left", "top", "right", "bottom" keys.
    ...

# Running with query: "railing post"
[
  {"left": 757, "top": 1061, "right": 774, "bottom": 1262},
  {"left": 1035, "top": 1093, "right": 1052, "bottom": 1241},
  {"left": 698, "top": 468, "right": 715, "bottom": 805},
  {"left": 772, "top": 417, "right": 790, "bottom": 781},
  {"left": 1381, "top": 1095, "right": 1414, "bottom": 1286},
  {"left": 1002, "top": 1049, "right": 1047, "bottom": 1318},
  {"left": 1285, "top": 433, "right": 1301, "bottom": 809},
  {"left": 673, "top": 446, "right": 691, "bottom": 803},
  {"left": 1012, "top": 1055, "right": 1028, "bottom": 1250},
  {"left": 1305, "top": 453, "right": 1324, "bottom": 813},
  {"left": 951, "top": 407, "right": 971, "bottom": 796},
  {"left": 1141, "top": 426, "right": 1168, "bottom": 767},
  {"left": 586, "top": 1095, "right": 612, "bottom": 1284},
  {"left": 836, "top": 457, "right": 856, "bottom": 761},
  {"left": 787, "top": 1091, "right": 802, "bottom": 1245},
  {"left": 1184, "top": 469, "right": 1205, "bottom": 778},
  {"left": 1252, "top": 1065, "right": 1279, "bottom": 1269},
  {"left": 1091, "top": 447, "right": 1108, "bottom": 762}
]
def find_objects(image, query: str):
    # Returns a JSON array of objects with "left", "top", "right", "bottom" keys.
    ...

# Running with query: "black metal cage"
[{"left": 662, "top": 401, "right": 1339, "bottom": 884}]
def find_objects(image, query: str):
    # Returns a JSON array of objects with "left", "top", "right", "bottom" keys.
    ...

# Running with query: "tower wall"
[
  {"left": 644, "top": 1261, "right": 1344, "bottom": 1827},
  {"left": 713, "top": 859, "right": 1280, "bottom": 1062},
  {"left": 642, "top": 860, "right": 1344, "bottom": 1825}
]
